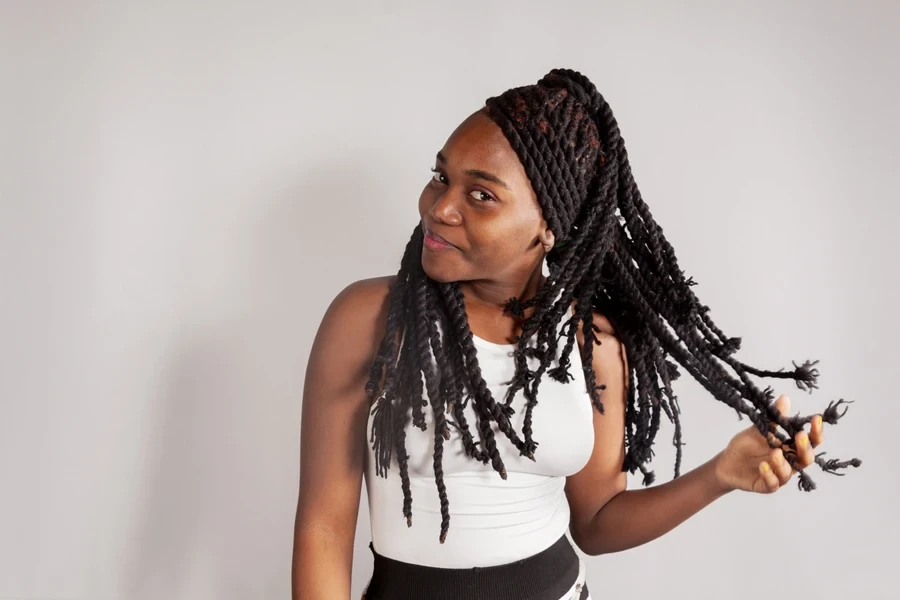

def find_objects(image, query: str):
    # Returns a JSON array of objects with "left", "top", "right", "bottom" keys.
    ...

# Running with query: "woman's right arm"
[{"left": 292, "top": 277, "right": 393, "bottom": 600}]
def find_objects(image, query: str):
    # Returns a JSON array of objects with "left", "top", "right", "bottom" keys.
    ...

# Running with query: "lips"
[{"left": 424, "top": 229, "right": 458, "bottom": 249}]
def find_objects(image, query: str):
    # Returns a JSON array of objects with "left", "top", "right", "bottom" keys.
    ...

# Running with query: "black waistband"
[{"left": 363, "top": 533, "right": 580, "bottom": 600}]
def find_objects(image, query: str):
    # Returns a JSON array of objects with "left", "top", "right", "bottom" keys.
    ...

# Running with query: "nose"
[{"left": 429, "top": 190, "right": 462, "bottom": 227}]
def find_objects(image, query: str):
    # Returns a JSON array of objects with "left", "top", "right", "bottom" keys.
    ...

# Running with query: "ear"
[{"left": 538, "top": 226, "right": 555, "bottom": 253}]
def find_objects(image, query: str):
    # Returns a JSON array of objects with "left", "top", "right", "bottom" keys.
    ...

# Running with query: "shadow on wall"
[{"left": 117, "top": 155, "right": 406, "bottom": 599}]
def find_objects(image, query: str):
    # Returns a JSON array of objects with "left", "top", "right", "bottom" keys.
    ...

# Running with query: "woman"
[{"left": 292, "top": 68, "right": 859, "bottom": 600}]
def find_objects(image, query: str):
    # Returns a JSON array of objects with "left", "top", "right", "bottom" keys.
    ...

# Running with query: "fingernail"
[
  {"left": 815, "top": 415, "right": 823, "bottom": 427},
  {"left": 761, "top": 462, "right": 770, "bottom": 472},
  {"left": 798, "top": 433, "right": 807, "bottom": 448},
  {"left": 774, "top": 454, "right": 783, "bottom": 466}
]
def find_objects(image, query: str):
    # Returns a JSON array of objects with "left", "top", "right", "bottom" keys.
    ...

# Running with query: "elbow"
[
  {"left": 570, "top": 527, "right": 614, "bottom": 557},
  {"left": 569, "top": 519, "right": 601, "bottom": 557},
  {"left": 568, "top": 489, "right": 626, "bottom": 557},
  {"left": 570, "top": 533, "right": 603, "bottom": 557}
]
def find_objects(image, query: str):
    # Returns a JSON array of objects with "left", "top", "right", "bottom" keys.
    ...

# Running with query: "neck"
[{"left": 459, "top": 263, "right": 547, "bottom": 316}]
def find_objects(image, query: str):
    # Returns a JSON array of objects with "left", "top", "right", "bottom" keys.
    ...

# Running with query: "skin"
[{"left": 291, "top": 109, "right": 826, "bottom": 599}]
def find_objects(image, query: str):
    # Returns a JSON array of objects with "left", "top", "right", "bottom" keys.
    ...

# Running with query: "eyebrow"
[{"left": 436, "top": 151, "right": 510, "bottom": 190}]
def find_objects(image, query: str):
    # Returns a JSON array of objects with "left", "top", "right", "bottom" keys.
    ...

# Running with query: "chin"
[{"left": 420, "top": 253, "right": 467, "bottom": 284}]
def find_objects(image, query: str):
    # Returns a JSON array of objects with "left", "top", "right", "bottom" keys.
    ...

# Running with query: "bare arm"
[
  {"left": 292, "top": 277, "right": 393, "bottom": 599},
  {"left": 565, "top": 310, "right": 732, "bottom": 557},
  {"left": 573, "top": 452, "right": 730, "bottom": 556}
]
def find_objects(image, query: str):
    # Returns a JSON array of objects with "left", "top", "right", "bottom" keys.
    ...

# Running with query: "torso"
[{"left": 359, "top": 276, "right": 597, "bottom": 567}]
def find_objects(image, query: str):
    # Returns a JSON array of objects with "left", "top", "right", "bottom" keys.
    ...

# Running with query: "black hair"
[{"left": 366, "top": 68, "right": 860, "bottom": 544}]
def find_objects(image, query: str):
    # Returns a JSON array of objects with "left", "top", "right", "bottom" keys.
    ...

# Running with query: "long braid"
[
  {"left": 438, "top": 281, "right": 529, "bottom": 469},
  {"left": 392, "top": 326, "right": 414, "bottom": 525},
  {"left": 365, "top": 68, "right": 860, "bottom": 543},
  {"left": 400, "top": 262, "right": 450, "bottom": 543},
  {"left": 425, "top": 285, "right": 488, "bottom": 464}
]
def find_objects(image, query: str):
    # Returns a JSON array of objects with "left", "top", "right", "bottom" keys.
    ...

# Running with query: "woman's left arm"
[
  {"left": 565, "top": 310, "right": 824, "bottom": 557},
  {"left": 570, "top": 449, "right": 729, "bottom": 556}
]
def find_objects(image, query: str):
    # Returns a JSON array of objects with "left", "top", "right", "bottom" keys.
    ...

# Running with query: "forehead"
[{"left": 440, "top": 110, "right": 528, "bottom": 186}]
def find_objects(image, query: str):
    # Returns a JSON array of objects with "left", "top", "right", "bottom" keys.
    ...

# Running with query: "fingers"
[
  {"left": 795, "top": 429, "right": 815, "bottom": 468},
  {"left": 809, "top": 414, "right": 824, "bottom": 448},
  {"left": 769, "top": 447, "right": 793, "bottom": 485},
  {"left": 758, "top": 461, "right": 781, "bottom": 493},
  {"left": 773, "top": 392, "right": 823, "bottom": 452},
  {"left": 774, "top": 394, "right": 791, "bottom": 423},
  {"left": 765, "top": 394, "right": 822, "bottom": 486},
  {"left": 769, "top": 395, "right": 791, "bottom": 438}
]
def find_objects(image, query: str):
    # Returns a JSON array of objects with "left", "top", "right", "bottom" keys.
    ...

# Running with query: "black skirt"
[{"left": 361, "top": 532, "right": 590, "bottom": 600}]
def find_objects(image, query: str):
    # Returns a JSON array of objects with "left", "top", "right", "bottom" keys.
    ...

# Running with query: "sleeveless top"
[{"left": 363, "top": 304, "right": 595, "bottom": 568}]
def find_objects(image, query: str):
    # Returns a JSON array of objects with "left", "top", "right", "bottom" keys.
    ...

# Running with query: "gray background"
[{"left": 1, "top": 1, "right": 897, "bottom": 598}]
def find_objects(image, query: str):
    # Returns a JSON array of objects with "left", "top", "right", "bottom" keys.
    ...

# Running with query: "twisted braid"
[{"left": 366, "top": 68, "right": 860, "bottom": 543}]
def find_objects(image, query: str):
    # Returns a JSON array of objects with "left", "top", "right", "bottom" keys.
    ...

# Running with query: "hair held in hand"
[{"left": 365, "top": 68, "right": 862, "bottom": 544}]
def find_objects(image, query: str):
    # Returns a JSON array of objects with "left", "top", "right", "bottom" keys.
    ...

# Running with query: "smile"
[{"left": 424, "top": 230, "right": 458, "bottom": 250}]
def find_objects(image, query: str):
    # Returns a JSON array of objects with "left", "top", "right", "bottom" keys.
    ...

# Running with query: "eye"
[
  {"left": 430, "top": 167, "right": 496, "bottom": 202},
  {"left": 469, "top": 189, "right": 495, "bottom": 202}
]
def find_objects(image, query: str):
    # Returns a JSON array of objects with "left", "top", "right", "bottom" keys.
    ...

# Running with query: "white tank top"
[{"left": 364, "top": 305, "right": 595, "bottom": 568}]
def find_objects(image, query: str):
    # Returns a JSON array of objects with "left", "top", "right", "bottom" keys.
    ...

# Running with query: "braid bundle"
[{"left": 366, "top": 68, "right": 861, "bottom": 544}]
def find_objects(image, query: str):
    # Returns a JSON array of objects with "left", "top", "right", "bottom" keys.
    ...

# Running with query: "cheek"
[
  {"left": 469, "top": 217, "right": 535, "bottom": 261},
  {"left": 418, "top": 186, "right": 434, "bottom": 218}
]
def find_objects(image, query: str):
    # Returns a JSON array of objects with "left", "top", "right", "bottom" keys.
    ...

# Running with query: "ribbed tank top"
[{"left": 364, "top": 304, "right": 594, "bottom": 568}]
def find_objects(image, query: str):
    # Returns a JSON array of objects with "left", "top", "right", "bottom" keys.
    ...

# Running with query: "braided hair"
[{"left": 366, "top": 68, "right": 860, "bottom": 544}]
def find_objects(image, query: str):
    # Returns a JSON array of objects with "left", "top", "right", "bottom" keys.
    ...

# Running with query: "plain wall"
[{"left": 1, "top": 1, "right": 898, "bottom": 598}]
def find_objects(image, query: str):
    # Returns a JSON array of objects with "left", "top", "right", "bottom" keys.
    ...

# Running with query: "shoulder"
[
  {"left": 312, "top": 275, "right": 398, "bottom": 366},
  {"left": 574, "top": 307, "right": 630, "bottom": 390},
  {"left": 588, "top": 310, "right": 618, "bottom": 338},
  {"left": 329, "top": 275, "right": 397, "bottom": 317},
  {"left": 571, "top": 304, "right": 620, "bottom": 346}
]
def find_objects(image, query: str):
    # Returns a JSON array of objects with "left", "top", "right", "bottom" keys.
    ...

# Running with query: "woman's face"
[{"left": 418, "top": 109, "right": 553, "bottom": 285}]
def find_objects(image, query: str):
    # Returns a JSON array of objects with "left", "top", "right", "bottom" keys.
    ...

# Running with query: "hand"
[{"left": 712, "top": 394, "right": 824, "bottom": 494}]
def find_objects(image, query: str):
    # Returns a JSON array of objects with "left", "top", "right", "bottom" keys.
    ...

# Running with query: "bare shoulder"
[
  {"left": 573, "top": 306, "right": 629, "bottom": 390},
  {"left": 589, "top": 310, "right": 618, "bottom": 337},
  {"left": 312, "top": 275, "right": 398, "bottom": 367},
  {"left": 572, "top": 304, "right": 620, "bottom": 343},
  {"left": 328, "top": 275, "right": 396, "bottom": 321}
]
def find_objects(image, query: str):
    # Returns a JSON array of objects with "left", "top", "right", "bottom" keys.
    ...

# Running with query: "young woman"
[{"left": 292, "top": 68, "right": 859, "bottom": 600}]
